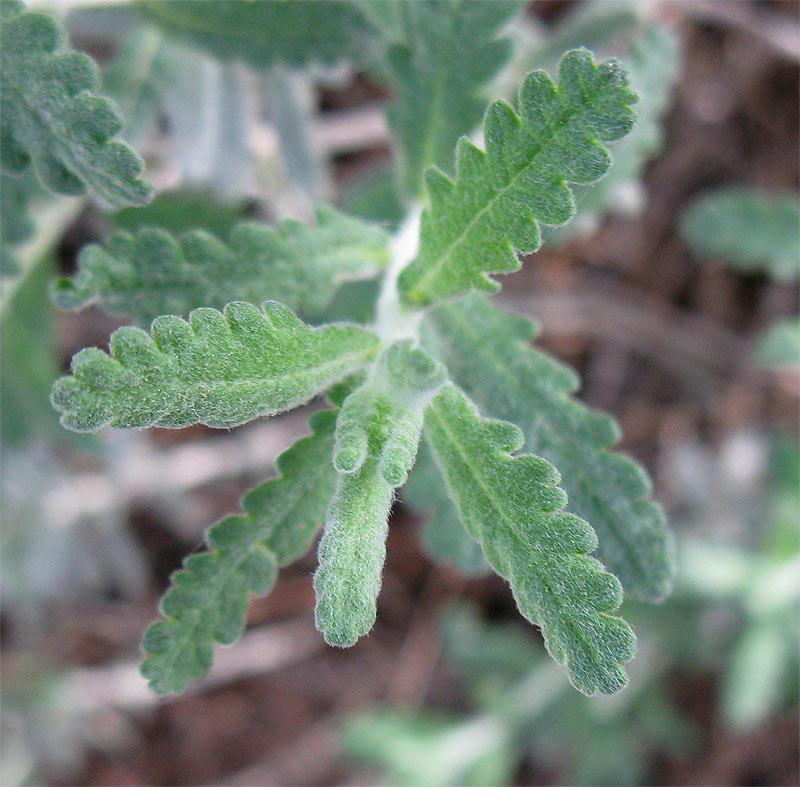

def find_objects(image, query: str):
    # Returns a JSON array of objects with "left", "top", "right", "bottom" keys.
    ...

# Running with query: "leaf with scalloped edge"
[
  {"left": 0, "top": 0, "right": 151, "bottom": 206},
  {"left": 398, "top": 48, "right": 637, "bottom": 307},
  {"left": 51, "top": 300, "right": 379, "bottom": 432},
  {"left": 380, "top": 0, "right": 521, "bottom": 199},
  {"left": 140, "top": 0, "right": 376, "bottom": 68},
  {"left": 425, "top": 384, "right": 636, "bottom": 695},
  {"left": 52, "top": 206, "right": 391, "bottom": 325},
  {"left": 421, "top": 294, "right": 674, "bottom": 601},
  {"left": 141, "top": 407, "right": 338, "bottom": 694}
]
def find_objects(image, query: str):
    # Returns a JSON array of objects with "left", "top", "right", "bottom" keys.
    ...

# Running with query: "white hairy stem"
[{"left": 374, "top": 207, "right": 424, "bottom": 344}]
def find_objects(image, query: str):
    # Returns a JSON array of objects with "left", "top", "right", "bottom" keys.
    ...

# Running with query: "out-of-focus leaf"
[
  {"left": 140, "top": 0, "right": 377, "bottom": 67},
  {"left": 680, "top": 187, "right": 800, "bottom": 282},
  {"left": 757, "top": 317, "right": 800, "bottom": 368},
  {"left": 54, "top": 206, "right": 390, "bottom": 324},
  {"left": 0, "top": 254, "right": 58, "bottom": 446},
  {"left": 1, "top": 1, "right": 151, "bottom": 206}
]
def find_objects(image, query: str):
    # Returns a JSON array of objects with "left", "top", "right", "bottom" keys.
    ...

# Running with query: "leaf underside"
[
  {"left": 140, "top": 0, "right": 376, "bottom": 67},
  {"left": 383, "top": 0, "right": 521, "bottom": 199},
  {"left": 398, "top": 48, "right": 637, "bottom": 307},
  {"left": 0, "top": 0, "right": 151, "bottom": 206},
  {"left": 50, "top": 300, "right": 379, "bottom": 431},
  {"left": 314, "top": 342, "right": 446, "bottom": 646},
  {"left": 425, "top": 384, "right": 636, "bottom": 695},
  {"left": 141, "top": 408, "right": 338, "bottom": 694},
  {"left": 313, "top": 457, "right": 394, "bottom": 647},
  {"left": 333, "top": 340, "right": 446, "bottom": 487},
  {"left": 52, "top": 205, "right": 390, "bottom": 325},
  {"left": 421, "top": 294, "right": 674, "bottom": 601}
]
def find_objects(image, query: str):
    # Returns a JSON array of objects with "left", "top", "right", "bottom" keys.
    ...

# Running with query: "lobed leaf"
[
  {"left": 141, "top": 408, "right": 338, "bottom": 694},
  {"left": 51, "top": 300, "right": 379, "bottom": 432},
  {"left": 545, "top": 25, "right": 681, "bottom": 245},
  {"left": 679, "top": 187, "right": 800, "bottom": 282},
  {"left": 313, "top": 458, "right": 394, "bottom": 647},
  {"left": 52, "top": 206, "right": 390, "bottom": 325},
  {"left": 334, "top": 340, "right": 446, "bottom": 487},
  {"left": 140, "top": 0, "right": 376, "bottom": 68},
  {"left": 381, "top": 0, "right": 521, "bottom": 199},
  {"left": 421, "top": 294, "right": 674, "bottom": 601},
  {"left": 0, "top": 0, "right": 151, "bottom": 206},
  {"left": 398, "top": 48, "right": 637, "bottom": 307},
  {"left": 425, "top": 384, "right": 636, "bottom": 695}
]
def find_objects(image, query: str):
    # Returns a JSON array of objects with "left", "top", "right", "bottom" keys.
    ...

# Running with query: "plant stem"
[{"left": 374, "top": 207, "right": 423, "bottom": 344}]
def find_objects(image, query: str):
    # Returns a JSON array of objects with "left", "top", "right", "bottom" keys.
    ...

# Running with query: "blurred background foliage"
[{"left": 1, "top": 1, "right": 797, "bottom": 785}]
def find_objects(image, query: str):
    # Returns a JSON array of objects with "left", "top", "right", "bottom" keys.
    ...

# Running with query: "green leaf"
[
  {"left": 425, "top": 384, "right": 636, "bottom": 695},
  {"left": 0, "top": 173, "right": 34, "bottom": 247},
  {"left": 397, "top": 48, "right": 637, "bottom": 307},
  {"left": 140, "top": 0, "right": 376, "bottom": 68},
  {"left": 421, "top": 294, "right": 674, "bottom": 601},
  {"left": 52, "top": 206, "right": 391, "bottom": 325},
  {"left": 758, "top": 317, "right": 800, "bottom": 368},
  {"left": 102, "top": 25, "right": 176, "bottom": 146},
  {"left": 313, "top": 342, "right": 445, "bottom": 646},
  {"left": 381, "top": 0, "right": 520, "bottom": 199},
  {"left": 545, "top": 25, "right": 681, "bottom": 245},
  {"left": 403, "top": 441, "right": 489, "bottom": 575},
  {"left": 679, "top": 187, "right": 800, "bottom": 282},
  {"left": 0, "top": 1, "right": 151, "bottom": 206},
  {"left": 0, "top": 254, "right": 58, "bottom": 447},
  {"left": 51, "top": 300, "right": 379, "bottom": 432},
  {"left": 313, "top": 457, "right": 394, "bottom": 647},
  {"left": 333, "top": 340, "right": 446, "bottom": 487},
  {"left": 141, "top": 408, "right": 338, "bottom": 694},
  {"left": 111, "top": 188, "right": 247, "bottom": 239}
]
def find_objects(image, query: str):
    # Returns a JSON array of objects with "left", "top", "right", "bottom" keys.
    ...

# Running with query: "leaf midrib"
[
  {"left": 435, "top": 303, "right": 654, "bottom": 589},
  {"left": 426, "top": 394, "right": 609, "bottom": 681}
]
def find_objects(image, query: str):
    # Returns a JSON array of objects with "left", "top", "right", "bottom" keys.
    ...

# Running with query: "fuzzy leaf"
[
  {"left": 140, "top": 0, "right": 376, "bottom": 67},
  {"left": 0, "top": 1, "right": 151, "bottom": 206},
  {"left": 52, "top": 206, "right": 391, "bottom": 325},
  {"left": 421, "top": 295, "right": 673, "bottom": 601},
  {"left": 51, "top": 300, "right": 379, "bottom": 432},
  {"left": 545, "top": 25, "right": 681, "bottom": 245},
  {"left": 398, "top": 48, "right": 637, "bottom": 307},
  {"left": 425, "top": 384, "right": 636, "bottom": 695},
  {"left": 382, "top": 0, "right": 520, "bottom": 198},
  {"left": 314, "top": 458, "right": 394, "bottom": 647},
  {"left": 334, "top": 340, "right": 446, "bottom": 487},
  {"left": 403, "top": 440, "right": 489, "bottom": 575},
  {"left": 141, "top": 408, "right": 338, "bottom": 694},
  {"left": 680, "top": 187, "right": 800, "bottom": 282}
]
